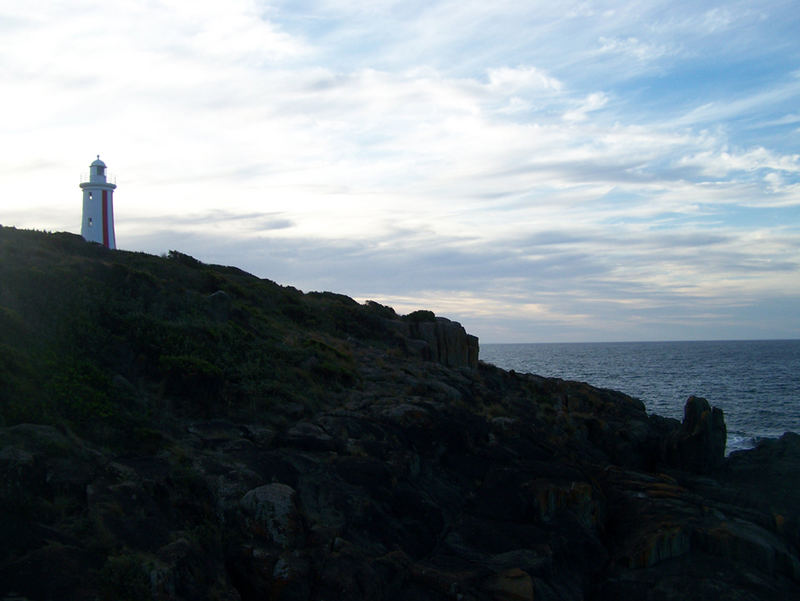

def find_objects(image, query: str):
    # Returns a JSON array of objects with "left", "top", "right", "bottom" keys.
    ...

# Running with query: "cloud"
[
  {"left": 670, "top": 74, "right": 800, "bottom": 128},
  {"left": 486, "top": 66, "right": 563, "bottom": 93},
  {"left": 562, "top": 92, "right": 609, "bottom": 122},
  {"left": 124, "top": 210, "right": 294, "bottom": 232},
  {"left": 757, "top": 113, "right": 800, "bottom": 127},
  {"left": 117, "top": 201, "right": 800, "bottom": 341},
  {"left": 2, "top": 0, "right": 800, "bottom": 342},
  {"left": 597, "top": 36, "right": 675, "bottom": 62},
  {"left": 675, "top": 147, "right": 800, "bottom": 195}
]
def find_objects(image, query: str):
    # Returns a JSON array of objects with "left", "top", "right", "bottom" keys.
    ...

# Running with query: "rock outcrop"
[
  {"left": 3, "top": 371, "right": 798, "bottom": 601},
  {"left": 1, "top": 227, "right": 798, "bottom": 601},
  {"left": 662, "top": 395, "right": 727, "bottom": 473},
  {"left": 389, "top": 314, "right": 480, "bottom": 369}
]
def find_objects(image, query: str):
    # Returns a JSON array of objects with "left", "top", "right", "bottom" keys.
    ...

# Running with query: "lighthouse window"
[
  {"left": 88, "top": 217, "right": 93, "bottom": 227},
  {"left": 97, "top": 166, "right": 105, "bottom": 176}
]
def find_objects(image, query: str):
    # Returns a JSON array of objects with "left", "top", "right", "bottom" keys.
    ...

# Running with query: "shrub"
[
  {"left": 100, "top": 553, "right": 152, "bottom": 601},
  {"left": 404, "top": 309, "right": 436, "bottom": 322},
  {"left": 46, "top": 359, "right": 114, "bottom": 422},
  {"left": 159, "top": 355, "right": 224, "bottom": 416}
]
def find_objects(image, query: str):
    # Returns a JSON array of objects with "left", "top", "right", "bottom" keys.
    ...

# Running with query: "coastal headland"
[{"left": 1, "top": 226, "right": 798, "bottom": 600}]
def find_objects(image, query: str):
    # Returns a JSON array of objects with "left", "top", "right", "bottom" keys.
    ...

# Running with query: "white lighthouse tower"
[{"left": 80, "top": 156, "right": 117, "bottom": 249}]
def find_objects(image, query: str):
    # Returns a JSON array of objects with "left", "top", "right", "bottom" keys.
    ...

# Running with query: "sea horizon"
[{"left": 482, "top": 337, "right": 800, "bottom": 346}]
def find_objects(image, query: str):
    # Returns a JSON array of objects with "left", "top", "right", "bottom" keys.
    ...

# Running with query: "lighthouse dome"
[{"left": 85, "top": 155, "right": 112, "bottom": 185}]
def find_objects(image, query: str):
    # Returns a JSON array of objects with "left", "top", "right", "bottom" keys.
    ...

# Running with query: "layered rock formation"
[{"left": 388, "top": 313, "right": 480, "bottom": 369}]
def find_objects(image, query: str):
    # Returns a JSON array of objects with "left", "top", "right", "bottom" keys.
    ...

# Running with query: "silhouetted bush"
[{"left": 404, "top": 309, "right": 436, "bottom": 322}]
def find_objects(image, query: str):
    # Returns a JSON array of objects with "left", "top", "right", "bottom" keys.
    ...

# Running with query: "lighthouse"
[{"left": 80, "top": 156, "right": 117, "bottom": 249}]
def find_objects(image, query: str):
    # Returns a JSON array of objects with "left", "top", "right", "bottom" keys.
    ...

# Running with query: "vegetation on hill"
[
  {"left": 1, "top": 226, "right": 799, "bottom": 601},
  {"left": 0, "top": 227, "right": 403, "bottom": 443}
]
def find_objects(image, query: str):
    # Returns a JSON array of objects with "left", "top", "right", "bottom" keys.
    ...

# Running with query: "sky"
[{"left": 2, "top": 0, "right": 799, "bottom": 342}]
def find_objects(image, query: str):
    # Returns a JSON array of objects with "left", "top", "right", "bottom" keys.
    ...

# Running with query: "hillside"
[{"left": 1, "top": 226, "right": 799, "bottom": 601}]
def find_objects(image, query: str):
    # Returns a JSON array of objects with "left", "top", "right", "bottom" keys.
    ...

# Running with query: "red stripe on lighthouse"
[{"left": 102, "top": 190, "right": 110, "bottom": 248}]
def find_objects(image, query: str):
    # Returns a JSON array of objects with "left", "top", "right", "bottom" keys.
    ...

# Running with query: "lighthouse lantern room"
[{"left": 80, "top": 156, "right": 117, "bottom": 249}]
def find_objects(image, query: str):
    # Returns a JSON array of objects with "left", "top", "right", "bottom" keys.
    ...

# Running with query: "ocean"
[{"left": 480, "top": 340, "right": 800, "bottom": 454}]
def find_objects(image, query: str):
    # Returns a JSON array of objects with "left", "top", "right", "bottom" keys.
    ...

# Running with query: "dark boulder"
[{"left": 723, "top": 432, "right": 800, "bottom": 550}]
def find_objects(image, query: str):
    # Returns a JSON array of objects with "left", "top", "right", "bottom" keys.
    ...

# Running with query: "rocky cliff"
[
  {"left": 388, "top": 312, "right": 480, "bottom": 369},
  {"left": 0, "top": 227, "right": 798, "bottom": 601}
]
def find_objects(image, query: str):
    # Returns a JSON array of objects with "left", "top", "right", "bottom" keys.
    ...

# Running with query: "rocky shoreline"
[{"left": 1, "top": 227, "right": 799, "bottom": 600}]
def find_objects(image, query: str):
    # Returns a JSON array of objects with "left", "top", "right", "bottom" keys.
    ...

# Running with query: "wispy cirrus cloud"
[{"left": 597, "top": 36, "right": 677, "bottom": 62}]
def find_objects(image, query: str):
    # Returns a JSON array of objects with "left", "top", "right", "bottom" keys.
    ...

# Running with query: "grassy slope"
[{"left": 0, "top": 227, "right": 402, "bottom": 447}]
